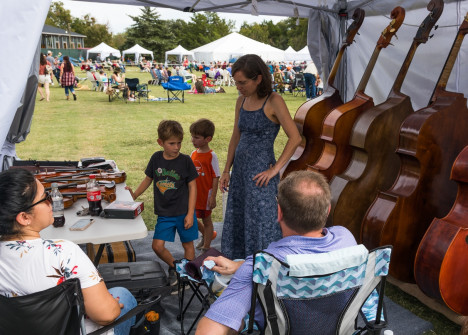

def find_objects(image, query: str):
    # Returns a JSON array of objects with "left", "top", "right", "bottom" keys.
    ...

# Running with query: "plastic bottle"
[
  {"left": 87, "top": 175, "right": 103, "bottom": 216},
  {"left": 51, "top": 183, "right": 65, "bottom": 227}
]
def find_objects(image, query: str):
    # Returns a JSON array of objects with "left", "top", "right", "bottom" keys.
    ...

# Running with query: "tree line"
[{"left": 46, "top": 2, "right": 308, "bottom": 61}]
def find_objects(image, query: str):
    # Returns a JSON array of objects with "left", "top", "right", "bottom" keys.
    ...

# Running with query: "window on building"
[
  {"left": 71, "top": 42, "right": 75, "bottom": 49},
  {"left": 63, "top": 42, "right": 68, "bottom": 49},
  {"left": 77, "top": 43, "right": 82, "bottom": 48},
  {"left": 55, "top": 41, "right": 60, "bottom": 49}
]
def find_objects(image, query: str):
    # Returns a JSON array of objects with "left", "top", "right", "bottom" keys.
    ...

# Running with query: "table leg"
[{"left": 93, "top": 244, "right": 106, "bottom": 267}]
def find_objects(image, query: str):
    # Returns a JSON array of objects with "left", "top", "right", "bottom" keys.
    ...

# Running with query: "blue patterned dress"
[{"left": 222, "top": 96, "right": 283, "bottom": 260}]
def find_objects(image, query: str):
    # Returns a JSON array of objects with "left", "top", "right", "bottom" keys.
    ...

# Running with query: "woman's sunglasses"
[{"left": 23, "top": 191, "right": 52, "bottom": 211}]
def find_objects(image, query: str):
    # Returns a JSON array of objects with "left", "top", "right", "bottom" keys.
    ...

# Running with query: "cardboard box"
[{"left": 104, "top": 201, "right": 144, "bottom": 219}]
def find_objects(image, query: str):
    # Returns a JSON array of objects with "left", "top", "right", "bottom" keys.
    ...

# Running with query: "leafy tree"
[
  {"left": 111, "top": 32, "right": 128, "bottom": 50},
  {"left": 71, "top": 15, "right": 112, "bottom": 47},
  {"left": 45, "top": 1, "right": 73, "bottom": 29},
  {"left": 124, "top": 7, "right": 176, "bottom": 61},
  {"left": 173, "top": 12, "right": 235, "bottom": 50}
]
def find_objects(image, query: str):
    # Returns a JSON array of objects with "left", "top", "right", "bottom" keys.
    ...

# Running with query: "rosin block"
[{"left": 103, "top": 201, "right": 144, "bottom": 219}]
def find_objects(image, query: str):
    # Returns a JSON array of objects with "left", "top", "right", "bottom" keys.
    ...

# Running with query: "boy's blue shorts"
[{"left": 153, "top": 212, "right": 198, "bottom": 243}]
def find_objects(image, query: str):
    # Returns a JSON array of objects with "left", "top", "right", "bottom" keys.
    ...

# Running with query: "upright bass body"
[
  {"left": 362, "top": 13, "right": 468, "bottom": 283},
  {"left": 328, "top": 0, "right": 444, "bottom": 239},
  {"left": 415, "top": 146, "right": 468, "bottom": 315},
  {"left": 282, "top": 9, "right": 365, "bottom": 178}
]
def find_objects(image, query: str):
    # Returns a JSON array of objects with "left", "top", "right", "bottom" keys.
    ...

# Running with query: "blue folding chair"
[{"left": 161, "top": 76, "right": 192, "bottom": 103}]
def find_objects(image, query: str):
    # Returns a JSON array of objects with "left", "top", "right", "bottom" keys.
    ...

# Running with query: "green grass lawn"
[{"left": 16, "top": 66, "right": 462, "bottom": 334}]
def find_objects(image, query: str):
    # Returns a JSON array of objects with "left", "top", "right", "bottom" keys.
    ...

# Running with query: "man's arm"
[{"left": 196, "top": 317, "right": 238, "bottom": 335}]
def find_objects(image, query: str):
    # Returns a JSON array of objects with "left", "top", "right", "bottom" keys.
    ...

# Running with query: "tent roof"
[
  {"left": 73, "top": 0, "right": 447, "bottom": 17},
  {"left": 122, "top": 44, "right": 153, "bottom": 55},
  {"left": 191, "top": 32, "right": 285, "bottom": 61},
  {"left": 166, "top": 45, "right": 194, "bottom": 56},
  {"left": 285, "top": 46, "right": 296, "bottom": 53},
  {"left": 87, "top": 42, "right": 121, "bottom": 56}
]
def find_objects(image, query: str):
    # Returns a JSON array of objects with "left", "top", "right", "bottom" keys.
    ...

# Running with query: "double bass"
[
  {"left": 415, "top": 145, "right": 468, "bottom": 315},
  {"left": 361, "top": 13, "right": 468, "bottom": 283},
  {"left": 327, "top": 0, "right": 443, "bottom": 239},
  {"left": 281, "top": 8, "right": 365, "bottom": 177},
  {"left": 308, "top": 7, "right": 405, "bottom": 181}
]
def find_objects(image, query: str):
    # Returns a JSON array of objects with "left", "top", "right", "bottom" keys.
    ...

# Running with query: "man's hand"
[
  {"left": 184, "top": 214, "right": 194, "bottom": 230},
  {"left": 205, "top": 256, "right": 244, "bottom": 276}
]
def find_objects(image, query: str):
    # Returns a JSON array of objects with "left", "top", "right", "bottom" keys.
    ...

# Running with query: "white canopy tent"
[
  {"left": 295, "top": 46, "right": 313, "bottom": 62},
  {"left": 191, "top": 32, "right": 285, "bottom": 62},
  {"left": 122, "top": 44, "right": 154, "bottom": 61},
  {"left": 284, "top": 46, "right": 300, "bottom": 62},
  {"left": 2, "top": 0, "right": 468, "bottom": 171},
  {"left": 165, "top": 45, "right": 194, "bottom": 64},
  {"left": 86, "top": 42, "right": 121, "bottom": 60}
]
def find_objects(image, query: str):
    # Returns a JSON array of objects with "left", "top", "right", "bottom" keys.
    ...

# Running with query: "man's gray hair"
[{"left": 277, "top": 171, "right": 331, "bottom": 233}]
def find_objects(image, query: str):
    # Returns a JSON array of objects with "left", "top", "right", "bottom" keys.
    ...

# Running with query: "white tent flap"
[{"left": 122, "top": 44, "right": 154, "bottom": 61}]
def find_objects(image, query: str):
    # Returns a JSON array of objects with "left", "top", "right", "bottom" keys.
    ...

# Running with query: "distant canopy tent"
[
  {"left": 284, "top": 46, "right": 300, "bottom": 61},
  {"left": 294, "top": 46, "right": 313, "bottom": 62},
  {"left": 122, "top": 44, "right": 154, "bottom": 61},
  {"left": 191, "top": 32, "right": 285, "bottom": 63},
  {"left": 86, "top": 42, "right": 121, "bottom": 60},
  {"left": 165, "top": 45, "right": 194, "bottom": 64}
]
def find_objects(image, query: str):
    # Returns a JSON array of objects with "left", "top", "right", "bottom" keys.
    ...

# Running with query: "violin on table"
[
  {"left": 361, "top": 13, "right": 468, "bottom": 283},
  {"left": 327, "top": 0, "right": 443, "bottom": 239},
  {"left": 307, "top": 7, "right": 405, "bottom": 181},
  {"left": 281, "top": 8, "right": 365, "bottom": 178}
]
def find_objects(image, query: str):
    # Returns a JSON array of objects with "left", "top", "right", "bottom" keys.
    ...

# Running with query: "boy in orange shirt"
[{"left": 190, "top": 119, "right": 220, "bottom": 251}]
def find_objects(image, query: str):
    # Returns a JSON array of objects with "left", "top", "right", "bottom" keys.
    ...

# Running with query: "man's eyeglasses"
[
  {"left": 234, "top": 75, "right": 258, "bottom": 87},
  {"left": 23, "top": 192, "right": 52, "bottom": 211}
]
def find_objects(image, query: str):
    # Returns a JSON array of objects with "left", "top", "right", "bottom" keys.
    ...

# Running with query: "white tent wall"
[
  {"left": 86, "top": 42, "right": 121, "bottom": 60},
  {"left": 122, "top": 44, "right": 154, "bottom": 61},
  {"left": 165, "top": 45, "right": 194, "bottom": 64},
  {"left": 0, "top": 0, "right": 51, "bottom": 170}
]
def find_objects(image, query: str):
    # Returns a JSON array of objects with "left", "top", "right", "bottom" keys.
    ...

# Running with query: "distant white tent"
[
  {"left": 86, "top": 42, "right": 121, "bottom": 61},
  {"left": 165, "top": 45, "right": 194, "bottom": 64},
  {"left": 295, "top": 46, "right": 313, "bottom": 62},
  {"left": 122, "top": 44, "right": 153, "bottom": 61},
  {"left": 284, "top": 46, "right": 300, "bottom": 61},
  {"left": 191, "top": 32, "right": 285, "bottom": 63}
]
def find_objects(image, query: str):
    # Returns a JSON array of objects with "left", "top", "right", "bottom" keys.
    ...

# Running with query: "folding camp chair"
[
  {"left": 246, "top": 245, "right": 392, "bottom": 335},
  {"left": 149, "top": 68, "right": 159, "bottom": 85},
  {"left": 125, "top": 78, "right": 150, "bottom": 103},
  {"left": 293, "top": 73, "right": 306, "bottom": 97},
  {"left": 161, "top": 76, "right": 192, "bottom": 103},
  {"left": 86, "top": 71, "right": 99, "bottom": 91},
  {"left": 0, "top": 278, "right": 162, "bottom": 335}
]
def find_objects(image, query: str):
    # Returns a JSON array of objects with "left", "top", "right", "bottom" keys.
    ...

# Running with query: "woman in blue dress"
[{"left": 220, "top": 55, "right": 301, "bottom": 260}]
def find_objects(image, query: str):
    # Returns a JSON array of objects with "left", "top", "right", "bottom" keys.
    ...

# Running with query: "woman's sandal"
[{"left": 39, "top": 98, "right": 44, "bottom": 101}]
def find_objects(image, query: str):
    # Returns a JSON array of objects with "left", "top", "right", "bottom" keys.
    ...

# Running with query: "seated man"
[{"left": 195, "top": 170, "right": 357, "bottom": 335}]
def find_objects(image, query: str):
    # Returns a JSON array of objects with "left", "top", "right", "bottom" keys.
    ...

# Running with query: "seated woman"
[{"left": 0, "top": 169, "right": 137, "bottom": 334}]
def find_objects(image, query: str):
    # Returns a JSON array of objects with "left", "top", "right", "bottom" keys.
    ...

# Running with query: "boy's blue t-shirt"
[{"left": 145, "top": 151, "right": 198, "bottom": 216}]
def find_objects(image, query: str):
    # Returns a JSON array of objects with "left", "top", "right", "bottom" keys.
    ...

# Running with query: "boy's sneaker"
[
  {"left": 168, "top": 267, "right": 177, "bottom": 287},
  {"left": 196, "top": 231, "right": 217, "bottom": 250}
]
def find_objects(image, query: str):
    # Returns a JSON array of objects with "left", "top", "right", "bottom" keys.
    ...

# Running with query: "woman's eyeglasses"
[{"left": 23, "top": 192, "right": 52, "bottom": 211}]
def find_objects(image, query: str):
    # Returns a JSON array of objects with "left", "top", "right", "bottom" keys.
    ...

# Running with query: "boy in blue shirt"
[{"left": 127, "top": 120, "right": 198, "bottom": 285}]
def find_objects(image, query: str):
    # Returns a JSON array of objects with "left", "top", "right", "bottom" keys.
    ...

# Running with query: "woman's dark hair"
[
  {"left": 232, "top": 54, "right": 272, "bottom": 98},
  {"left": 0, "top": 169, "right": 37, "bottom": 240},
  {"left": 63, "top": 55, "right": 72, "bottom": 72},
  {"left": 40, "top": 53, "right": 47, "bottom": 66},
  {"left": 114, "top": 67, "right": 121, "bottom": 74}
]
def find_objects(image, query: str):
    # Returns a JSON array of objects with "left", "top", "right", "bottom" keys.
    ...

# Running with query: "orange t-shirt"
[{"left": 191, "top": 150, "right": 220, "bottom": 210}]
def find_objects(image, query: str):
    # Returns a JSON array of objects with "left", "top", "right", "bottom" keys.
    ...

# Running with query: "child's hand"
[
  {"left": 184, "top": 214, "right": 193, "bottom": 230},
  {"left": 125, "top": 186, "right": 136, "bottom": 200},
  {"left": 208, "top": 197, "right": 217, "bottom": 210}
]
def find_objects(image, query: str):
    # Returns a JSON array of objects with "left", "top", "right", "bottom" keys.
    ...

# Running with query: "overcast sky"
[{"left": 61, "top": 0, "right": 287, "bottom": 34}]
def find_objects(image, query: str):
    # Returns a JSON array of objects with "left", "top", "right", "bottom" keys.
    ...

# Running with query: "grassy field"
[{"left": 17, "top": 66, "right": 461, "bottom": 334}]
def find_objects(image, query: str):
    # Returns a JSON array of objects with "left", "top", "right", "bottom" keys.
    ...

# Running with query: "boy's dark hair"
[
  {"left": 158, "top": 120, "right": 184, "bottom": 141},
  {"left": 232, "top": 54, "right": 272, "bottom": 98},
  {"left": 277, "top": 171, "right": 331, "bottom": 234},
  {"left": 190, "top": 118, "right": 215, "bottom": 138}
]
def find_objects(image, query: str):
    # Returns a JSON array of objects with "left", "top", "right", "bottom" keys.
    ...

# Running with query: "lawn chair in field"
[
  {"left": 149, "top": 68, "right": 159, "bottom": 85},
  {"left": 161, "top": 76, "right": 191, "bottom": 103},
  {"left": 0, "top": 278, "right": 162, "bottom": 335},
  {"left": 86, "top": 71, "right": 99, "bottom": 91},
  {"left": 222, "top": 69, "right": 235, "bottom": 86},
  {"left": 293, "top": 73, "right": 306, "bottom": 97},
  {"left": 246, "top": 245, "right": 392, "bottom": 335},
  {"left": 125, "top": 78, "right": 150, "bottom": 103}
]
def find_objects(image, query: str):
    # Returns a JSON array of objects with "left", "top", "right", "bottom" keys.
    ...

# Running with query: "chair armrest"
[{"left": 87, "top": 295, "right": 162, "bottom": 335}]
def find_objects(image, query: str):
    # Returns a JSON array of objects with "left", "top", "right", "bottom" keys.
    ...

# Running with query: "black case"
[{"left": 98, "top": 261, "right": 169, "bottom": 301}]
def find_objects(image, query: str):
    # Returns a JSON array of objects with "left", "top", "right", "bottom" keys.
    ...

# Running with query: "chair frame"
[
  {"left": 125, "top": 78, "right": 150, "bottom": 104},
  {"left": 246, "top": 245, "right": 392, "bottom": 335},
  {"left": 0, "top": 278, "right": 162, "bottom": 335}
]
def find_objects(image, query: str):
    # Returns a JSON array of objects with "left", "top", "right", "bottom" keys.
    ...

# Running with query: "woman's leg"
[
  {"left": 37, "top": 84, "right": 45, "bottom": 99},
  {"left": 108, "top": 287, "right": 137, "bottom": 335},
  {"left": 64, "top": 86, "right": 69, "bottom": 99},
  {"left": 44, "top": 81, "right": 50, "bottom": 101},
  {"left": 70, "top": 85, "right": 77, "bottom": 100}
]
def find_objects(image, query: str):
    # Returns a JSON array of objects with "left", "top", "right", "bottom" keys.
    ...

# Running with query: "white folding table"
[{"left": 41, "top": 183, "right": 148, "bottom": 265}]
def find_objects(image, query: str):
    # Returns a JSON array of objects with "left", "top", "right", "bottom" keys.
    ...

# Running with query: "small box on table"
[{"left": 103, "top": 201, "right": 144, "bottom": 219}]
